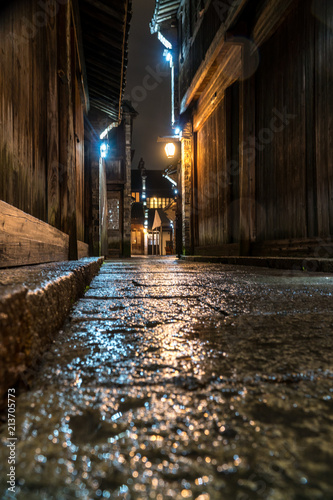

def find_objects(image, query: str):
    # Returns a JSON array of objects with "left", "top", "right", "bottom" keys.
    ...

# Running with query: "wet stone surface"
[{"left": 1, "top": 257, "right": 333, "bottom": 500}]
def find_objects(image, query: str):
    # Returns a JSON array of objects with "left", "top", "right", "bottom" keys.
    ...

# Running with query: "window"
[{"left": 107, "top": 198, "right": 120, "bottom": 230}]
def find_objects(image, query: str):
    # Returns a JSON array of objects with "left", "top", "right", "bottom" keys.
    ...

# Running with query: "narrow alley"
[{"left": 1, "top": 258, "right": 332, "bottom": 499}]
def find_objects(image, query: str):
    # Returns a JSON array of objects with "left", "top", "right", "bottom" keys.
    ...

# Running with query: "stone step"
[{"left": 0, "top": 257, "right": 103, "bottom": 400}]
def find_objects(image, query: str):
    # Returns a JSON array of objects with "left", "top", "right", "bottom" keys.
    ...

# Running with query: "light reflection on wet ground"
[{"left": 1, "top": 258, "right": 333, "bottom": 499}]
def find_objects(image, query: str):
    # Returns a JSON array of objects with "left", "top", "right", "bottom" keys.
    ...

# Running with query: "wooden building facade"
[
  {"left": 131, "top": 167, "right": 176, "bottom": 255},
  {"left": 104, "top": 102, "right": 137, "bottom": 258},
  {"left": 0, "top": 0, "right": 132, "bottom": 267},
  {"left": 152, "top": 0, "right": 333, "bottom": 257}
]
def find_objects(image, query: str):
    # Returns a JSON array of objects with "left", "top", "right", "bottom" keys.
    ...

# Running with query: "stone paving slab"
[
  {"left": 0, "top": 258, "right": 333, "bottom": 500},
  {"left": 0, "top": 258, "right": 103, "bottom": 400},
  {"left": 70, "top": 298, "right": 213, "bottom": 326},
  {"left": 87, "top": 267, "right": 333, "bottom": 321}
]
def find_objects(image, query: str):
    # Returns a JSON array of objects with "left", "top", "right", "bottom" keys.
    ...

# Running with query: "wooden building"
[
  {"left": 131, "top": 167, "right": 175, "bottom": 255},
  {"left": 151, "top": 0, "right": 333, "bottom": 257},
  {"left": 131, "top": 202, "right": 145, "bottom": 255},
  {"left": 152, "top": 208, "right": 173, "bottom": 256},
  {"left": 90, "top": 101, "right": 137, "bottom": 258},
  {"left": 0, "top": 0, "right": 132, "bottom": 267}
]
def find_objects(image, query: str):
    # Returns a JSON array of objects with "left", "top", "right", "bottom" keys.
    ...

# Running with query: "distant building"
[
  {"left": 131, "top": 166, "right": 176, "bottom": 255},
  {"left": 131, "top": 202, "right": 145, "bottom": 255},
  {"left": 152, "top": 208, "right": 174, "bottom": 256},
  {"left": 132, "top": 167, "right": 175, "bottom": 209}
]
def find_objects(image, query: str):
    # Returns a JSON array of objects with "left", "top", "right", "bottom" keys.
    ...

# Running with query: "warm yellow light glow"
[{"left": 165, "top": 142, "right": 176, "bottom": 158}]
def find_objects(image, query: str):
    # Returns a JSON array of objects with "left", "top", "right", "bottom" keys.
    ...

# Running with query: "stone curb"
[
  {"left": 0, "top": 257, "right": 104, "bottom": 400},
  {"left": 180, "top": 255, "right": 333, "bottom": 273}
]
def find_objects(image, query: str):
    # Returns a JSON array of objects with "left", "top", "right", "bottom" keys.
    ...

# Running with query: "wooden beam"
[
  {"left": 46, "top": 8, "right": 60, "bottom": 228},
  {"left": 0, "top": 201, "right": 69, "bottom": 268},
  {"left": 304, "top": 5, "right": 317, "bottom": 237},
  {"left": 239, "top": 44, "right": 256, "bottom": 256},
  {"left": 118, "top": 0, "right": 130, "bottom": 122},
  {"left": 224, "top": 0, "right": 248, "bottom": 30},
  {"left": 0, "top": 201, "right": 89, "bottom": 267},
  {"left": 180, "top": 23, "right": 227, "bottom": 114},
  {"left": 58, "top": 2, "right": 78, "bottom": 260},
  {"left": 78, "top": 240, "right": 89, "bottom": 258},
  {"left": 71, "top": 0, "right": 90, "bottom": 112},
  {"left": 193, "top": 44, "right": 242, "bottom": 131},
  {"left": 252, "top": 0, "right": 295, "bottom": 47}
]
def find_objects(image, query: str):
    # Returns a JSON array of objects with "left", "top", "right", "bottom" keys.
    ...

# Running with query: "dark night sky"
[{"left": 125, "top": 0, "right": 173, "bottom": 170}]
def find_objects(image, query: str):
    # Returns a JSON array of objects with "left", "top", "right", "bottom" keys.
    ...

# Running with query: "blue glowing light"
[{"left": 100, "top": 142, "right": 108, "bottom": 159}]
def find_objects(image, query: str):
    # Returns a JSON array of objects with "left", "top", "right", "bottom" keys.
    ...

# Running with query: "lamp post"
[{"left": 158, "top": 136, "right": 182, "bottom": 258}]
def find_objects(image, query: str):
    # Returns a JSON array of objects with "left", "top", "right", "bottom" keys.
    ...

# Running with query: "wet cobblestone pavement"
[{"left": 1, "top": 257, "right": 333, "bottom": 500}]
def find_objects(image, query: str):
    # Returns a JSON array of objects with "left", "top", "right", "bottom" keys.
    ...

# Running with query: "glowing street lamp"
[
  {"left": 165, "top": 142, "right": 176, "bottom": 159},
  {"left": 100, "top": 142, "right": 108, "bottom": 159}
]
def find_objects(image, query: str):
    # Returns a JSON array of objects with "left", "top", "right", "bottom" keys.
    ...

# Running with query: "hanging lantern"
[{"left": 165, "top": 142, "right": 176, "bottom": 159}]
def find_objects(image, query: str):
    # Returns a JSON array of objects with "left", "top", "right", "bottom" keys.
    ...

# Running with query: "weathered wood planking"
[
  {"left": 0, "top": 200, "right": 68, "bottom": 267},
  {"left": 254, "top": 0, "right": 333, "bottom": 243},
  {"left": 0, "top": 1, "right": 50, "bottom": 221},
  {"left": 196, "top": 96, "right": 238, "bottom": 248},
  {"left": 315, "top": 0, "right": 333, "bottom": 237},
  {"left": 33, "top": 0, "right": 47, "bottom": 222},
  {"left": 46, "top": 2, "right": 60, "bottom": 228},
  {"left": 58, "top": 1, "right": 71, "bottom": 236},
  {"left": 252, "top": 237, "right": 333, "bottom": 258},
  {"left": 0, "top": 0, "right": 88, "bottom": 266},
  {"left": 193, "top": 44, "right": 242, "bottom": 132},
  {"left": 304, "top": 1, "right": 317, "bottom": 238},
  {"left": 0, "top": 200, "right": 89, "bottom": 266},
  {"left": 239, "top": 45, "right": 256, "bottom": 255},
  {"left": 75, "top": 76, "right": 85, "bottom": 242},
  {"left": 0, "top": 233, "right": 68, "bottom": 267},
  {"left": 178, "top": 0, "right": 332, "bottom": 256},
  {"left": 255, "top": 0, "right": 308, "bottom": 241},
  {"left": 77, "top": 240, "right": 89, "bottom": 259},
  {"left": 252, "top": 0, "right": 295, "bottom": 48},
  {"left": 0, "top": 5, "right": 15, "bottom": 209},
  {"left": 227, "top": 83, "right": 240, "bottom": 244}
]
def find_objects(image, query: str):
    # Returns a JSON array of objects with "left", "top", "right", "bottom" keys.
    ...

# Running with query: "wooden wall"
[
  {"left": 196, "top": 97, "right": 228, "bottom": 247},
  {"left": 256, "top": 0, "right": 306, "bottom": 241},
  {"left": 0, "top": 1, "right": 47, "bottom": 221},
  {"left": 0, "top": 0, "right": 88, "bottom": 266},
  {"left": 195, "top": 82, "right": 241, "bottom": 250},
  {"left": 313, "top": 0, "right": 333, "bottom": 238},
  {"left": 255, "top": 0, "right": 333, "bottom": 242},
  {"left": 75, "top": 77, "right": 85, "bottom": 242},
  {"left": 188, "top": 0, "right": 333, "bottom": 256}
]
